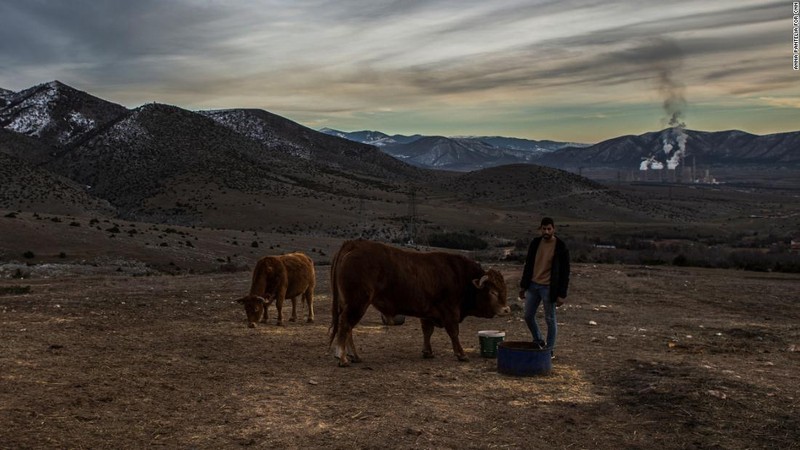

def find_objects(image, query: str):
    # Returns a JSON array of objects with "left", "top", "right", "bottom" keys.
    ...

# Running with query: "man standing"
[{"left": 518, "top": 217, "right": 570, "bottom": 358}]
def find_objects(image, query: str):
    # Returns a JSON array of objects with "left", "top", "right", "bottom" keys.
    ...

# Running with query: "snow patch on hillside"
[
  {"left": 3, "top": 84, "right": 58, "bottom": 137},
  {"left": 201, "top": 109, "right": 310, "bottom": 158},
  {"left": 92, "top": 111, "right": 151, "bottom": 146}
]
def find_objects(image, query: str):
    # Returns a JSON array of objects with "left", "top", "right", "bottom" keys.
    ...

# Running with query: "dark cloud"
[{"left": 0, "top": 1, "right": 234, "bottom": 68}]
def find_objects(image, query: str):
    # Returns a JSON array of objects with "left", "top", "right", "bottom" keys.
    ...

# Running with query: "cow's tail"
[{"left": 328, "top": 245, "right": 344, "bottom": 347}]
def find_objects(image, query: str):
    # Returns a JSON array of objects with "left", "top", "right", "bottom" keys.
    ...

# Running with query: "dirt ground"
[{"left": 1, "top": 263, "right": 799, "bottom": 449}]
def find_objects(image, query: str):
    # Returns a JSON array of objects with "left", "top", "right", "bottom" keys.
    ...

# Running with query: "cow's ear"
[{"left": 472, "top": 275, "right": 489, "bottom": 289}]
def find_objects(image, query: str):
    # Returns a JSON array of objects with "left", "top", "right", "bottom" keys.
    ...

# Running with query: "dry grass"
[{"left": 1, "top": 263, "right": 798, "bottom": 449}]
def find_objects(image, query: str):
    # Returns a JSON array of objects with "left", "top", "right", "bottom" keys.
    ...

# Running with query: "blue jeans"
[{"left": 524, "top": 282, "right": 557, "bottom": 351}]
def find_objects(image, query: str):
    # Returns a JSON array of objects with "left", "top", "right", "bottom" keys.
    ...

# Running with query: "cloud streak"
[{"left": 0, "top": 0, "right": 795, "bottom": 142}]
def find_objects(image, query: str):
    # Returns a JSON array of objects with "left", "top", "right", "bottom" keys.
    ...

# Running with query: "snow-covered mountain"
[
  {"left": 199, "top": 110, "right": 420, "bottom": 177},
  {"left": 536, "top": 129, "right": 800, "bottom": 170},
  {"left": 0, "top": 81, "right": 128, "bottom": 149},
  {"left": 319, "top": 128, "right": 423, "bottom": 147},
  {"left": 320, "top": 128, "right": 588, "bottom": 171},
  {"left": 0, "top": 82, "right": 425, "bottom": 222},
  {"left": 0, "top": 87, "right": 13, "bottom": 107}
]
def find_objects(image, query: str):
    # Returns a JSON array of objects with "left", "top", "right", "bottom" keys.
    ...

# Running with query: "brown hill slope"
[
  {"left": 200, "top": 108, "right": 423, "bottom": 181},
  {"left": 0, "top": 128, "right": 58, "bottom": 165},
  {"left": 0, "top": 152, "right": 114, "bottom": 216},
  {"left": 42, "top": 103, "right": 425, "bottom": 234},
  {"left": 437, "top": 164, "right": 693, "bottom": 222}
]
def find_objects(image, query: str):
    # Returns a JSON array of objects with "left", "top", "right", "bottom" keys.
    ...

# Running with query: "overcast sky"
[{"left": 0, "top": 0, "right": 796, "bottom": 142}]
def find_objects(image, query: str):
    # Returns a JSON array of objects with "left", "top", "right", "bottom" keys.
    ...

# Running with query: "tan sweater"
[{"left": 532, "top": 238, "right": 556, "bottom": 285}]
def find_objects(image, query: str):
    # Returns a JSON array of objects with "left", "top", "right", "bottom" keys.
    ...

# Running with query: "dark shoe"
[
  {"left": 550, "top": 351, "right": 556, "bottom": 360},
  {"left": 533, "top": 340, "right": 545, "bottom": 350}
]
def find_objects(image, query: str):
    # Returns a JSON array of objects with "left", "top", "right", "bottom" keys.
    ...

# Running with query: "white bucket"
[{"left": 478, "top": 330, "right": 506, "bottom": 357}]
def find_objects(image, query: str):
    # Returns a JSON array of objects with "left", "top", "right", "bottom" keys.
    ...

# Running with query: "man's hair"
[{"left": 540, "top": 217, "right": 555, "bottom": 227}]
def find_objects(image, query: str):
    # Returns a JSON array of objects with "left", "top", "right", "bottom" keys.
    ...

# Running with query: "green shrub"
[
  {"left": 672, "top": 254, "right": 689, "bottom": 266},
  {"left": 428, "top": 232, "right": 488, "bottom": 250},
  {"left": 0, "top": 285, "right": 31, "bottom": 295}
]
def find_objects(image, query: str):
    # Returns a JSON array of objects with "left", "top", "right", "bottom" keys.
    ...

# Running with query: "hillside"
[
  {"left": 40, "top": 103, "right": 426, "bottom": 233},
  {"left": 0, "top": 80, "right": 687, "bottom": 239},
  {"left": 0, "top": 81, "right": 128, "bottom": 150},
  {"left": 538, "top": 128, "right": 800, "bottom": 171},
  {"left": 0, "top": 128, "right": 59, "bottom": 165},
  {"left": 436, "top": 164, "right": 692, "bottom": 222},
  {"left": 0, "top": 87, "right": 12, "bottom": 107},
  {"left": 201, "top": 109, "right": 423, "bottom": 181},
  {"left": 381, "top": 136, "right": 517, "bottom": 171},
  {"left": 5, "top": 80, "right": 794, "bottom": 247},
  {"left": 323, "top": 126, "right": 800, "bottom": 174},
  {"left": 0, "top": 152, "right": 114, "bottom": 216},
  {"left": 323, "top": 128, "right": 579, "bottom": 171}
]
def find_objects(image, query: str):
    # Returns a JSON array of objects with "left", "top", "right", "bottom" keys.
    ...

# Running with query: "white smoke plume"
[
  {"left": 639, "top": 38, "right": 689, "bottom": 173},
  {"left": 640, "top": 155, "right": 664, "bottom": 170},
  {"left": 665, "top": 113, "right": 688, "bottom": 170}
]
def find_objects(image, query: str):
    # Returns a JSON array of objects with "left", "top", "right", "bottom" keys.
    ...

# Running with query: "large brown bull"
[
  {"left": 329, "top": 239, "right": 510, "bottom": 366},
  {"left": 237, "top": 252, "right": 315, "bottom": 327}
]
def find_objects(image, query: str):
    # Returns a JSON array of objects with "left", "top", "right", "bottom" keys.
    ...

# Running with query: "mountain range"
[
  {"left": 320, "top": 128, "right": 587, "bottom": 171},
  {"left": 322, "top": 126, "right": 800, "bottom": 173},
  {"left": 1, "top": 80, "right": 795, "bottom": 242}
]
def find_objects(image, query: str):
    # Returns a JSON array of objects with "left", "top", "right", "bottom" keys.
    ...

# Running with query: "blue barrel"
[{"left": 497, "top": 341, "right": 552, "bottom": 376}]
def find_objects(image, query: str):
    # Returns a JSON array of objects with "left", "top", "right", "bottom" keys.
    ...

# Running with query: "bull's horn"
[{"left": 472, "top": 275, "right": 489, "bottom": 289}]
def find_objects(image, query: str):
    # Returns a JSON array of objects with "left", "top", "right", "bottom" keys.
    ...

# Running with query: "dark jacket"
[{"left": 520, "top": 237, "right": 570, "bottom": 302}]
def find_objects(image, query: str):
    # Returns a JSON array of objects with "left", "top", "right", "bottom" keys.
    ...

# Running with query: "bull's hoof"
[
  {"left": 338, "top": 360, "right": 350, "bottom": 367},
  {"left": 247, "top": 323, "right": 256, "bottom": 328},
  {"left": 349, "top": 355, "right": 362, "bottom": 363},
  {"left": 456, "top": 354, "right": 469, "bottom": 362},
  {"left": 422, "top": 351, "right": 435, "bottom": 359},
  {"left": 306, "top": 318, "right": 314, "bottom": 323}
]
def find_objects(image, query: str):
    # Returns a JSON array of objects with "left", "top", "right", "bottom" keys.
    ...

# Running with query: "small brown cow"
[
  {"left": 329, "top": 239, "right": 510, "bottom": 366},
  {"left": 237, "top": 252, "right": 315, "bottom": 327}
]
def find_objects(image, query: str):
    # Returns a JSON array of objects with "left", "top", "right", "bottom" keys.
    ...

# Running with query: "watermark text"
[{"left": 794, "top": 2, "right": 799, "bottom": 70}]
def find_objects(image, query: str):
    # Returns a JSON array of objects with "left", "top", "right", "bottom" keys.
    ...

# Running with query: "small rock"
[{"left": 707, "top": 390, "right": 727, "bottom": 400}]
